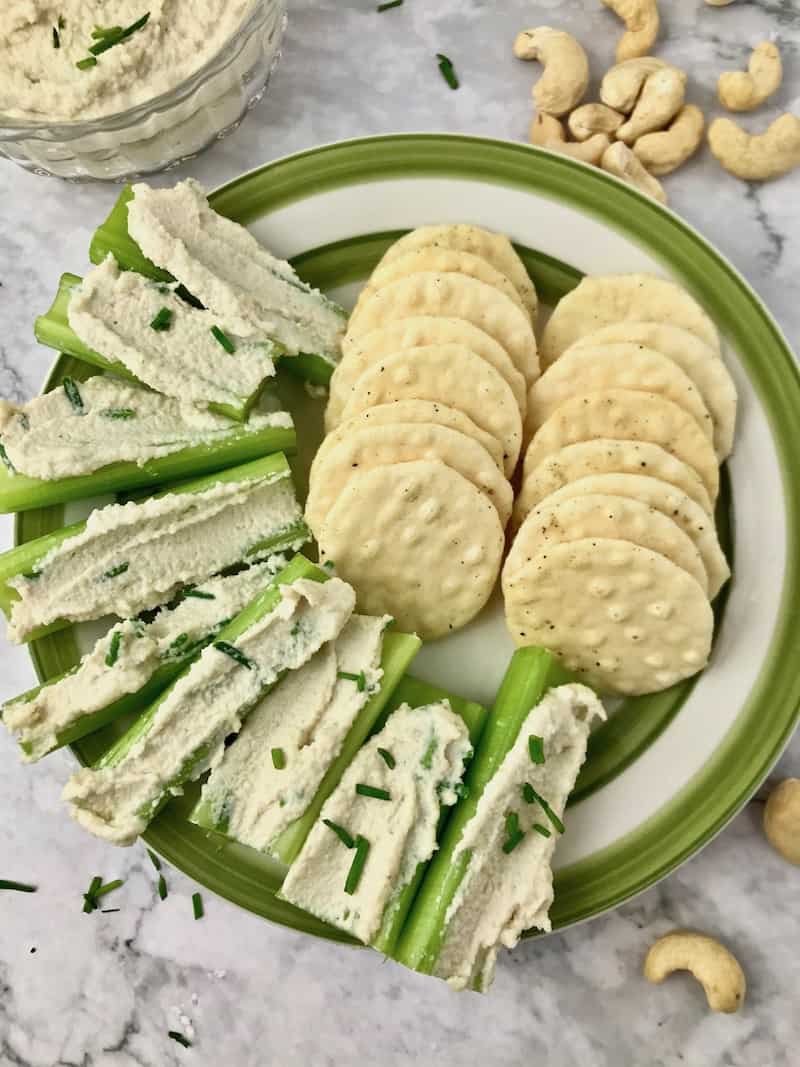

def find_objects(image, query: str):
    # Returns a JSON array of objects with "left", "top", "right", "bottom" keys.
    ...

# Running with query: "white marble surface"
[{"left": 1, "top": 2, "right": 799, "bottom": 1065}]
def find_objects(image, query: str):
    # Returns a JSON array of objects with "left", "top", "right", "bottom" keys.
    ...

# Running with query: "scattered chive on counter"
[
  {"left": 377, "top": 747, "right": 396, "bottom": 769},
  {"left": 0, "top": 880, "right": 37, "bottom": 892},
  {"left": 94, "top": 878, "right": 124, "bottom": 901},
  {"left": 355, "top": 784, "right": 391, "bottom": 801},
  {"left": 436, "top": 52, "right": 459, "bottom": 90},
  {"left": 82, "top": 875, "right": 103, "bottom": 913},
  {"left": 323, "top": 819, "right": 356, "bottom": 849},
  {"left": 377, "top": 0, "right": 403, "bottom": 10},
  {"left": 192, "top": 892, "right": 204, "bottom": 920},
  {"left": 168, "top": 1031, "right": 192, "bottom": 1049},
  {"left": 210, "top": 325, "right": 236, "bottom": 354},
  {"left": 147, "top": 849, "right": 161, "bottom": 871},
  {"left": 344, "top": 835, "right": 370, "bottom": 894},
  {"left": 158, "top": 874, "right": 168, "bottom": 900}
]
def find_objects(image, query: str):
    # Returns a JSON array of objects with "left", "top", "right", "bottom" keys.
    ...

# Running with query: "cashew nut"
[
  {"left": 718, "top": 42, "right": 782, "bottom": 112},
  {"left": 601, "top": 141, "right": 667, "bottom": 202},
  {"left": 763, "top": 778, "right": 800, "bottom": 865},
  {"left": 513, "top": 27, "right": 589, "bottom": 116},
  {"left": 616, "top": 66, "right": 688, "bottom": 145},
  {"left": 530, "top": 111, "right": 566, "bottom": 146},
  {"left": 544, "top": 134, "right": 611, "bottom": 166},
  {"left": 708, "top": 113, "right": 800, "bottom": 181},
  {"left": 602, "top": 0, "right": 660, "bottom": 62},
  {"left": 600, "top": 57, "right": 670, "bottom": 114},
  {"left": 633, "top": 104, "right": 705, "bottom": 175},
  {"left": 568, "top": 103, "right": 625, "bottom": 141},
  {"left": 644, "top": 932, "right": 746, "bottom": 1014}
]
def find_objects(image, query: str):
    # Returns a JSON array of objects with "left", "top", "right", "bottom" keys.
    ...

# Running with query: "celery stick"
[
  {"left": 393, "top": 648, "right": 571, "bottom": 975},
  {"left": 0, "top": 453, "right": 308, "bottom": 641}
]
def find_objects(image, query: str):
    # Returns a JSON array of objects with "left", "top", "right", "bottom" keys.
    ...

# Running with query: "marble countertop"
[{"left": 1, "top": 2, "right": 798, "bottom": 1065}]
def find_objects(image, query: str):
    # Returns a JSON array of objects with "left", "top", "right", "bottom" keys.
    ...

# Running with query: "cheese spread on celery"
[
  {"left": 63, "top": 577, "right": 356, "bottom": 846},
  {"left": 0, "top": 2, "right": 256, "bottom": 122},
  {"left": 196, "top": 613, "right": 389, "bottom": 851},
  {"left": 127, "top": 180, "right": 346, "bottom": 363},
  {"left": 280, "top": 701, "right": 471, "bottom": 946},
  {"left": 7, "top": 471, "right": 303, "bottom": 642},
  {"left": 68, "top": 256, "right": 282, "bottom": 410},
  {"left": 434, "top": 684, "right": 606, "bottom": 992},
  {"left": 0, "top": 378, "right": 292, "bottom": 480},
  {"left": 3, "top": 557, "right": 288, "bottom": 762}
]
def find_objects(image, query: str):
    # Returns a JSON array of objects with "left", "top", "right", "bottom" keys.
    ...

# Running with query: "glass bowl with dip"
[{"left": 0, "top": 1, "right": 288, "bottom": 181}]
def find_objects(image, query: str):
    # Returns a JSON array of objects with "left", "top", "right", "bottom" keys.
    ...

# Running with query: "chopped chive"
[
  {"left": 502, "top": 812, "right": 525, "bottom": 854},
  {"left": 337, "top": 670, "right": 366, "bottom": 692},
  {"left": 83, "top": 875, "right": 102, "bottom": 913},
  {"left": 101, "top": 908, "right": 121, "bottom": 914},
  {"left": 21, "top": 570, "right": 40, "bottom": 580},
  {"left": 63, "top": 377, "right": 85, "bottom": 415},
  {"left": 165, "top": 633, "right": 190, "bottom": 658},
  {"left": 436, "top": 52, "right": 459, "bottom": 90},
  {"left": 323, "top": 819, "right": 355, "bottom": 849},
  {"left": 421, "top": 736, "right": 437, "bottom": 770},
  {"left": 355, "top": 784, "right": 391, "bottom": 801},
  {"left": 344, "top": 835, "right": 370, "bottom": 895},
  {"left": 76, "top": 56, "right": 97, "bottom": 69},
  {"left": 183, "top": 587, "right": 215, "bottom": 600},
  {"left": 192, "top": 892, "right": 204, "bottom": 920},
  {"left": 0, "top": 880, "right": 37, "bottom": 893},
  {"left": 377, "top": 0, "right": 403, "bottom": 9},
  {"left": 213, "top": 641, "right": 255, "bottom": 670},
  {"left": 92, "top": 24, "right": 123, "bottom": 39},
  {"left": 290, "top": 621, "right": 301, "bottom": 636},
  {"left": 146, "top": 848, "right": 161, "bottom": 871},
  {"left": 521, "top": 785, "right": 565, "bottom": 834},
  {"left": 210, "top": 325, "right": 236, "bottom": 354},
  {"left": 105, "top": 630, "right": 123, "bottom": 667},
  {"left": 168, "top": 1031, "right": 192, "bottom": 1049},
  {"left": 528, "top": 734, "right": 545, "bottom": 765},
  {"left": 157, "top": 874, "right": 168, "bottom": 900},
  {"left": 94, "top": 878, "right": 123, "bottom": 900},
  {"left": 53, "top": 26, "right": 61, "bottom": 48},
  {"left": 89, "top": 12, "right": 150, "bottom": 56},
  {"left": 0, "top": 443, "right": 16, "bottom": 474},
  {"left": 532, "top": 823, "right": 552, "bottom": 838},
  {"left": 377, "top": 747, "right": 396, "bottom": 769},
  {"left": 58, "top": 15, "right": 66, "bottom": 28},
  {"left": 271, "top": 748, "right": 286, "bottom": 770},
  {"left": 149, "top": 306, "right": 172, "bottom": 331},
  {"left": 102, "top": 562, "right": 129, "bottom": 580},
  {"left": 101, "top": 407, "right": 136, "bottom": 419},
  {"left": 322, "top": 560, "right": 335, "bottom": 571}
]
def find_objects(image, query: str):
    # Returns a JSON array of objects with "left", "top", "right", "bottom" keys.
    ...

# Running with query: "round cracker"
[
  {"left": 326, "top": 316, "right": 526, "bottom": 430},
  {"left": 343, "top": 272, "right": 539, "bottom": 387},
  {"left": 503, "top": 537, "right": 714, "bottom": 696},
  {"left": 306, "top": 422, "right": 512, "bottom": 532},
  {"left": 538, "top": 474, "right": 729, "bottom": 598},
  {"left": 341, "top": 345, "right": 523, "bottom": 476},
  {"left": 318, "top": 460, "right": 504, "bottom": 640},
  {"left": 525, "top": 345, "right": 713, "bottom": 443},
  {"left": 377, "top": 224, "right": 538, "bottom": 321},
  {"left": 523, "top": 389, "right": 719, "bottom": 503},
  {"left": 327, "top": 400, "right": 505, "bottom": 471},
  {"left": 571, "top": 323, "right": 737, "bottom": 460},
  {"left": 540, "top": 274, "right": 720, "bottom": 368},
  {"left": 505, "top": 493, "right": 709, "bottom": 592},
  {"left": 515, "top": 439, "right": 713, "bottom": 526}
]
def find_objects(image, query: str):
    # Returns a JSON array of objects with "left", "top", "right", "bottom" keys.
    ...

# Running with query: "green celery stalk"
[
  {"left": 89, "top": 187, "right": 337, "bottom": 387},
  {"left": 392, "top": 647, "right": 572, "bottom": 975},
  {"left": 0, "top": 452, "right": 308, "bottom": 641}
]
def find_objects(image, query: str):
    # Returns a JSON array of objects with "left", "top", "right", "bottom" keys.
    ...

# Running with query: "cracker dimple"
[
  {"left": 502, "top": 537, "right": 714, "bottom": 695},
  {"left": 318, "top": 460, "right": 504, "bottom": 640}
]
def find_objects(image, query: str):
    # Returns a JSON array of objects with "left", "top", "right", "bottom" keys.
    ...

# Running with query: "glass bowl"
[{"left": 0, "top": 0, "right": 288, "bottom": 182}]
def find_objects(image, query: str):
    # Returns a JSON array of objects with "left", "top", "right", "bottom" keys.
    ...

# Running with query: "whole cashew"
[
  {"left": 602, "top": 0, "right": 660, "bottom": 62},
  {"left": 601, "top": 141, "right": 667, "bottom": 202},
  {"left": 568, "top": 103, "right": 625, "bottom": 141},
  {"left": 616, "top": 66, "right": 688, "bottom": 144},
  {"left": 633, "top": 104, "right": 706, "bottom": 175},
  {"left": 600, "top": 57, "right": 670, "bottom": 114},
  {"left": 513, "top": 27, "right": 590, "bottom": 116},
  {"left": 763, "top": 778, "right": 800, "bottom": 864},
  {"left": 718, "top": 42, "right": 782, "bottom": 112},
  {"left": 644, "top": 932, "right": 746, "bottom": 1014},
  {"left": 544, "top": 133, "right": 611, "bottom": 166},
  {"left": 708, "top": 113, "right": 800, "bottom": 181},
  {"left": 530, "top": 111, "right": 566, "bottom": 146}
]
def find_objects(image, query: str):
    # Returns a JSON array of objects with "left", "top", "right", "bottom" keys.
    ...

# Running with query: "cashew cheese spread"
[{"left": 1, "top": 2, "right": 256, "bottom": 122}]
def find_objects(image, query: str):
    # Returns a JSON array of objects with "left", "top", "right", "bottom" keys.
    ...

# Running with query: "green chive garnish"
[
  {"left": 210, "top": 325, "right": 236, "bottom": 353},
  {"left": 183, "top": 587, "right": 215, "bottom": 600},
  {"left": 528, "top": 735, "right": 545, "bottom": 765},
  {"left": 165, "top": 633, "right": 190, "bottom": 659},
  {"left": 323, "top": 819, "right": 355, "bottom": 849},
  {"left": 344, "top": 835, "right": 370, "bottom": 895},
  {"left": 421, "top": 736, "right": 437, "bottom": 770},
  {"left": 94, "top": 878, "right": 123, "bottom": 900},
  {"left": 436, "top": 52, "right": 459, "bottom": 90},
  {"left": 532, "top": 823, "right": 552, "bottom": 838},
  {"left": 102, "top": 562, "right": 129, "bottom": 580},
  {"left": 157, "top": 874, "right": 168, "bottom": 900},
  {"left": 89, "top": 12, "right": 150, "bottom": 56},
  {"left": 521, "top": 785, "right": 565, "bottom": 834},
  {"left": 337, "top": 670, "right": 366, "bottom": 692},
  {"left": 83, "top": 875, "right": 102, "bottom": 913},
  {"left": 502, "top": 811, "right": 525, "bottom": 854},
  {"left": 168, "top": 1031, "right": 191, "bottom": 1049},
  {"left": 58, "top": 15, "right": 66, "bottom": 28},
  {"left": 355, "top": 784, "right": 391, "bottom": 801},
  {"left": 53, "top": 26, "right": 61, "bottom": 48},
  {"left": 146, "top": 848, "right": 161, "bottom": 871},
  {"left": 214, "top": 641, "right": 255, "bottom": 670},
  {"left": 76, "top": 56, "right": 97, "bottom": 70},
  {"left": 63, "top": 377, "right": 85, "bottom": 414},
  {"left": 101, "top": 408, "right": 136, "bottom": 419},
  {"left": 92, "top": 25, "right": 123, "bottom": 39},
  {"left": 271, "top": 748, "right": 286, "bottom": 770},
  {"left": 150, "top": 307, "right": 172, "bottom": 331},
  {"left": 0, "top": 880, "right": 37, "bottom": 893},
  {"left": 0, "top": 443, "right": 16, "bottom": 474},
  {"left": 101, "top": 908, "right": 121, "bottom": 914},
  {"left": 378, "top": 0, "right": 403, "bottom": 9},
  {"left": 192, "top": 892, "right": 204, "bottom": 920},
  {"left": 105, "top": 630, "right": 122, "bottom": 667},
  {"left": 322, "top": 560, "right": 335, "bottom": 571},
  {"left": 377, "top": 747, "right": 396, "bottom": 769}
]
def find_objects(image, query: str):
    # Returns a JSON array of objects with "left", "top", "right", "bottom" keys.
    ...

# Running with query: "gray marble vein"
[{"left": 0, "top": 2, "right": 798, "bottom": 1065}]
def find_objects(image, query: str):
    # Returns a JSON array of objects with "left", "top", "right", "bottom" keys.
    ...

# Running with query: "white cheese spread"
[
  {"left": 127, "top": 180, "right": 346, "bottom": 362},
  {"left": 63, "top": 576, "right": 356, "bottom": 845},
  {"left": 281, "top": 701, "right": 471, "bottom": 946},
  {"left": 434, "top": 684, "right": 606, "bottom": 991},
  {"left": 7, "top": 470, "right": 304, "bottom": 642},
  {"left": 0, "top": 2, "right": 256, "bottom": 122}
]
